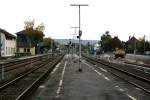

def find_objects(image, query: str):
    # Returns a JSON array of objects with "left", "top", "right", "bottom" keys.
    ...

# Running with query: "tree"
[
  {"left": 35, "top": 23, "right": 45, "bottom": 32},
  {"left": 24, "top": 19, "right": 34, "bottom": 29},
  {"left": 100, "top": 31, "right": 112, "bottom": 52},
  {"left": 42, "top": 37, "right": 53, "bottom": 53},
  {"left": 43, "top": 37, "right": 52, "bottom": 48},
  {"left": 137, "top": 38, "right": 150, "bottom": 53},
  {"left": 24, "top": 20, "right": 45, "bottom": 46},
  {"left": 111, "top": 36, "right": 122, "bottom": 50},
  {"left": 137, "top": 38, "right": 144, "bottom": 53},
  {"left": 125, "top": 36, "right": 150, "bottom": 54},
  {"left": 145, "top": 41, "right": 150, "bottom": 51}
]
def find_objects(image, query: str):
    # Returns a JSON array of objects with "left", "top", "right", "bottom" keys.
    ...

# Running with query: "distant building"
[
  {"left": 15, "top": 30, "right": 35, "bottom": 55},
  {"left": 126, "top": 36, "right": 139, "bottom": 53},
  {"left": 126, "top": 36, "right": 138, "bottom": 44},
  {"left": 0, "top": 28, "right": 16, "bottom": 57}
]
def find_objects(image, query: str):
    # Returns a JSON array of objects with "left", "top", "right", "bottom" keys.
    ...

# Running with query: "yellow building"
[{"left": 17, "top": 47, "right": 35, "bottom": 55}]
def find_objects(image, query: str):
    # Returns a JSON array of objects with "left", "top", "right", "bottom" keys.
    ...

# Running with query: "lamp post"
[{"left": 70, "top": 4, "right": 89, "bottom": 72}]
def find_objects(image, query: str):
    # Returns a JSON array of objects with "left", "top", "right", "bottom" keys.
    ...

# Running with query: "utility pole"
[
  {"left": 69, "top": 39, "right": 71, "bottom": 54},
  {"left": 70, "top": 26, "right": 79, "bottom": 55},
  {"left": 144, "top": 35, "right": 145, "bottom": 54},
  {"left": 0, "top": 33, "right": 2, "bottom": 57},
  {"left": 70, "top": 4, "right": 89, "bottom": 72},
  {"left": 51, "top": 39, "right": 53, "bottom": 56}
]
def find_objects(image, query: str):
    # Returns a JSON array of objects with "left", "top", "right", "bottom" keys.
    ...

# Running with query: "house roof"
[
  {"left": 126, "top": 36, "right": 138, "bottom": 43},
  {"left": 15, "top": 30, "right": 44, "bottom": 36},
  {"left": 0, "top": 28, "right": 16, "bottom": 38},
  {"left": 15, "top": 30, "right": 26, "bottom": 35}
]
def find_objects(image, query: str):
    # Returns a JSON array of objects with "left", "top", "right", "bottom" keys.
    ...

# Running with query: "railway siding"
[{"left": 83, "top": 55, "right": 150, "bottom": 93}]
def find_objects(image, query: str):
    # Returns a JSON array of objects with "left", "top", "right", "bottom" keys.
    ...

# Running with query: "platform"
[{"left": 28, "top": 54, "right": 149, "bottom": 100}]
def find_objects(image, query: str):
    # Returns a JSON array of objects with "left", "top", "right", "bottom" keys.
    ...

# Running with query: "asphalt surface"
[{"left": 28, "top": 54, "right": 150, "bottom": 100}]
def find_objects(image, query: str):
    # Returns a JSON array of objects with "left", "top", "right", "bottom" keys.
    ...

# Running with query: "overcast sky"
[{"left": 0, "top": 0, "right": 150, "bottom": 41}]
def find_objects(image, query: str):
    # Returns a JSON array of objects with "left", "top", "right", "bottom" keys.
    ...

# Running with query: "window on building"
[
  {"left": 17, "top": 48, "right": 19, "bottom": 52},
  {"left": 27, "top": 48, "right": 30, "bottom": 53},
  {"left": 6, "top": 47, "right": 7, "bottom": 55},
  {"left": 9, "top": 47, "right": 10, "bottom": 55},
  {"left": 24, "top": 48, "right": 26, "bottom": 52},
  {"left": 11, "top": 48, "right": 13, "bottom": 54}
]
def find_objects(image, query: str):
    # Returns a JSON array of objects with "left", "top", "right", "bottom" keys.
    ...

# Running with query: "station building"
[
  {"left": 0, "top": 28, "right": 16, "bottom": 57},
  {"left": 15, "top": 30, "right": 35, "bottom": 55}
]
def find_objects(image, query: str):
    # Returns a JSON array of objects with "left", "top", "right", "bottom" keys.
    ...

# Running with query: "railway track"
[
  {"left": 83, "top": 55, "right": 150, "bottom": 93},
  {"left": 97, "top": 56, "right": 150, "bottom": 74},
  {"left": 0, "top": 55, "right": 63, "bottom": 100},
  {"left": 0, "top": 58, "right": 40, "bottom": 73},
  {"left": 113, "top": 57, "right": 150, "bottom": 68},
  {"left": 123, "top": 56, "right": 150, "bottom": 67},
  {"left": 123, "top": 62, "right": 150, "bottom": 74},
  {"left": 0, "top": 54, "right": 51, "bottom": 72},
  {"left": 0, "top": 55, "right": 52, "bottom": 85}
]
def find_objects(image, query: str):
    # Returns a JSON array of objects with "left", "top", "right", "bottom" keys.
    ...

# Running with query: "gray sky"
[{"left": 0, "top": 0, "right": 150, "bottom": 41}]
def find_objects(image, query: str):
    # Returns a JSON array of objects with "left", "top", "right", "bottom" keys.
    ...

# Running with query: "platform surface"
[{"left": 28, "top": 54, "right": 150, "bottom": 100}]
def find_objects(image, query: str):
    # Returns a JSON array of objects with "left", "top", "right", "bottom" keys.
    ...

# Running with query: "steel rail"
[
  {"left": 16, "top": 55, "right": 64, "bottom": 100},
  {"left": 0, "top": 57, "right": 51, "bottom": 90},
  {"left": 0, "top": 55, "right": 64, "bottom": 100},
  {"left": 83, "top": 55, "right": 150, "bottom": 93}
]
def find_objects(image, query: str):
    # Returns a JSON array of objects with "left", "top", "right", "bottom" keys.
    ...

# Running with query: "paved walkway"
[{"left": 28, "top": 54, "right": 150, "bottom": 100}]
